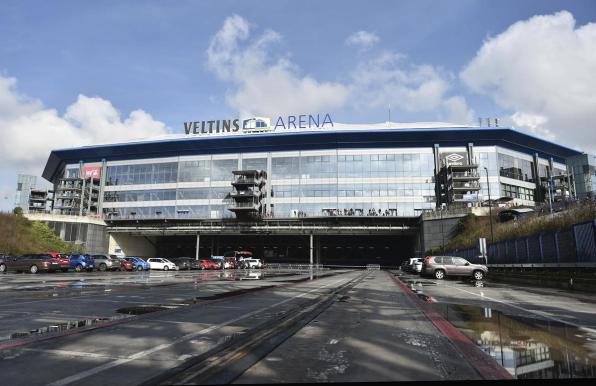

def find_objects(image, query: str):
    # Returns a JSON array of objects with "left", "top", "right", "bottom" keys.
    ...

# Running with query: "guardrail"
[{"left": 488, "top": 263, "right": 596, "bottom": 268}]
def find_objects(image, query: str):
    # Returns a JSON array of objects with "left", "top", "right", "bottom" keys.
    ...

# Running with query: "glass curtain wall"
[{"left": 103, "top": 150, "right": 441, "bottom": 219}]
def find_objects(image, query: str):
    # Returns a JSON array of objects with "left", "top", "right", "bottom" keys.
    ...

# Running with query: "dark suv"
[{"left": 421, "top": 256, "right": 488, "bottom": 280}]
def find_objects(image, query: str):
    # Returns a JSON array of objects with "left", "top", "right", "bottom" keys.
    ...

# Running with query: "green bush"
[
  {"left": 0, "top": 213, "right": 78, "bottom": 255},
  {"left": 443, "top": 200, "right": 596, "bottom": 252}
]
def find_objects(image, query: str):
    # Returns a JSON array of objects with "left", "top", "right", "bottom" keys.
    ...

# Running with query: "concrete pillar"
[
  {"left": 309, "top": 233, "right": 314, "bottom": 265},
  {"left": 433, "top": 144, "right": 441, "bottom": 208},
  {"left": 265, "top": 153, "right": 272, "bottom": 217},
  {"left": 195, "top": 233, "right": 200, "bottom": 260},
  {"left": 532, "top": 153, "right": 540, "bottom": 200},
  {"left": 87, "top": 177, "right": 93, "bottom": 214},
  {"left": 97, "top": 159, "right": 107, "bottom": 216},
  {"left": 79, "top": 176, "right": 86, "bottom": 216}
]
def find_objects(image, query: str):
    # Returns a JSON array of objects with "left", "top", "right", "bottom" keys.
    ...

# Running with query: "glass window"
[
  {"left": 106, "top": 162, "right": 178, "bottom": 185},
  {"left": 211, "top": 159, "right": 238, "bottom": 181},
  {"left": 179, "top": 160, "right": 211, "bottom": 182},
  {"left": 242, "top": 158, "right": 267, "bottom": 172},
  {"left": 272, "top": 157, "right": 300, "bottom": 179},
  {"left": 441, "top": 257, "right": 453, "bottom": 265},
  {"left": 103, "top": 189, "right": 176, "bottom": 202},
  {"left": 177, "top": 188, "right": 210, "bottom": 200},
  {"left": 498, "top": 153, "right": 534, "bottom": 182}
]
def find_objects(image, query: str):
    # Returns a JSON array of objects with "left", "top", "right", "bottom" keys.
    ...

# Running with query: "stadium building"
[{"left": 38, "top": 115, "right": 586, "bottom": 265}]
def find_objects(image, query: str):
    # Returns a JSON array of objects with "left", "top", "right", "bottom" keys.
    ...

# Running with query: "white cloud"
[
  {"left": 345, "top": 30, "right": 380, "bottom": 50},
  {"left": 206, "top": 15, "right": 350, "bottom": 118},
  {"left": 349, "top": 53, "right": 475, "bottom": 124},
  {"left": 207, "top": 16, "right": 475, "bottom": 125},
  {"left": 461, "top": 10, "right": 596, "bottom": 153},
  {"left": 0, "top": 75, "right": 169, "bottom": 177}
]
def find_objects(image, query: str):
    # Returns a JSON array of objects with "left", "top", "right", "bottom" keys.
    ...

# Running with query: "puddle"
[
  {"left": 430, "top": 303, "right": 596, "bottom": 378},
  {"left": 116, "top": 306, "right": 168, "bottom": 315},
  {"left": 195, "top": 286, "right": 276, "bottom": 301},
  {"left": 406, "top": 280, "right": 437, "bottom": 286},
  {"left": 4, "top": 316, "right": 129, "bottom": 342}
]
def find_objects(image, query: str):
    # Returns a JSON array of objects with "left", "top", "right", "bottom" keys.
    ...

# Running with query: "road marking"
[
  {"left": 444, "top": 284, "right": 596, "bottom": 334},
  {"left": 45, "top": 274, "right": 352, "bottom": 386},
  {"left": 23, "top": 348, "right": 122, "bottom": 360}
]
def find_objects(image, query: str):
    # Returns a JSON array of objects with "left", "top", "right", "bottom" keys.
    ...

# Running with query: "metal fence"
[{"left": 447, "top": 219, "right": 596, "bottom": 266}]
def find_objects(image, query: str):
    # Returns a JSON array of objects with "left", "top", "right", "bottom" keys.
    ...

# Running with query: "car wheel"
[
  {"left": 30, "top": 265, "right": 39, "bottom": 274},
  {"left": 137, "top": 265, "right": 143, "bottom": 271},
  {"left": 74, "top": 264, "right": 83, "bottom": 273},
  {"left": 473, "top": 270, "right": 484, "bottom": 280},
  {"left": 61, "top": 268, "right": 68, "bottom": 273},
  {"left": 99, "top": 263, "right": 107, "bottom": 272},
  {"left": 434, "top": 269, "right": 445, "bottom": 280},
  {"left": 0, "top": 263, "right": 6, "bottom": 273},
  {"left": 163, "top": 266, "right": 169, "bottom": 271}
]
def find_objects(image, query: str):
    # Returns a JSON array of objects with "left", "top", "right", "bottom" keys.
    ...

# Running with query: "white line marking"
[
  {"left": 23, "top": 348, "right": 122, "bottom": 360},
  {"left": 444, "top": 284, "right": 596, "bottom": 334},
  {"left": 45, "top": 275, "right": 351, "bottom": 386}
]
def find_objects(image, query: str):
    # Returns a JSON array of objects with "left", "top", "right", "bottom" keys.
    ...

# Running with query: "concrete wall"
[
  {"left": 25, "top": 213, "right": 109, "bottom": 254},
  {"left": 109, "top": 233, "right": 157, "bottom": 257},
  {"left": 419, "top": 216, "right": 465, "bottom": 253}
]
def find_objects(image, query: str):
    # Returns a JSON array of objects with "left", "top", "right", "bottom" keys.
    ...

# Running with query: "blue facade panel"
[{"left": 42, "top": 127, "right": 581, "bottom": 182}]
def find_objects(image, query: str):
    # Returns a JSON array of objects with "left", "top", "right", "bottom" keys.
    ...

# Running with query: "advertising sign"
[
  {"left": 440, "top": 152, "right": 469, "bottom": 167},
  {"left": 83, "top": 166, "right": 101, "bottom": 180},
  {"left": 183, "top": 113, "right": 334, "bottom": 136}
]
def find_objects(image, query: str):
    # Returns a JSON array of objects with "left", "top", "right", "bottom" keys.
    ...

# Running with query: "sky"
[{"left": 1, "top": 0, "right": 595, "bottom": 210}]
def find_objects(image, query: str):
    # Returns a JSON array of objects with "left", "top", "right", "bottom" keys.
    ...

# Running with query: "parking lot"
[
  {"left": 1, "top": 265, "right": 595, "bottom": 383},
  {"left": 396, "top": 270, "right": 596, "bottom": 378}
]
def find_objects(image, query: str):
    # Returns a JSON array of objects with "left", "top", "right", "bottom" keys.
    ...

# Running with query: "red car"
[
  {"left": 199, "top": 259, "right": 220, "bottom": 270},
  {"left": 116, "top": 257, "right": 134, "bottom": 271},
  {"left": 48, "top": 252, "right": 70, "bottom": 272},
  {"left": 224, "top": 257, "right": 237, "bottom": 269}
]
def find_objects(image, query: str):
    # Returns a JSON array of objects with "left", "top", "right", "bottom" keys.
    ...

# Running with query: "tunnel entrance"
[{"left": 154, "top": 234, "right": 415, "bottom": 267}]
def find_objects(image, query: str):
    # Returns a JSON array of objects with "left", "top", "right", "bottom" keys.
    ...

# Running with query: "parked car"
[
  {"left": 209, "top": 259, "right": 223, "bottom": 269},
  {"left": 169, "top": 257, "right": 199, "bottom": 270},
  {"left": 91, "top": 254, "right": 121, "bottom": 272},
  {"left": 198, "top": 259, "right": 214, "bottom": 270},
  {"left": 241, "top": 258, "right": 263, "bottom": 269},
  {"left": 421, "top": 256, "right": 488, "bottom": 280},
  {"left": 115, "top": 256, "right": 134, "bottom": 271},
  {"left": 412, "top": 258, "right": 423, "bottom": 273},
  {"left": 124, "top": 257, "right": 150, "bottom": 271},
  {"left": 69, "top": 254, "right": 95, "bottom": 272},
  {"left": 6, "top": 254, "right": 60, "bottom": 273},
  {"left": 0, "top": 255, "right": 14, "bottom": 273},
  {"left": 224, "top": 256, "right": 237, "bottom": 269},
  {"left": 48, "top": 252, "right": 70, "bottom": 272},
  {"left": 404, "top": 257, "right": 422, "bottom": 272},
  {"left": 147, "top": 258, "right": 178, "bottom": 271}
]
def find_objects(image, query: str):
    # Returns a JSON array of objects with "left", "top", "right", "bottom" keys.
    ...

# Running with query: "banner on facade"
[{"left": 83, "top": 166, "right": 101, "bottom": 180}]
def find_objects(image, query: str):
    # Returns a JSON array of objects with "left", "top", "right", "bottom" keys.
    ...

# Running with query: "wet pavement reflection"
[
  {"left": 431, "top": 301, "right": 596, "bottom": 378},
  {"left": 3, "top": 315, "right": 131, "bottom": 342}
]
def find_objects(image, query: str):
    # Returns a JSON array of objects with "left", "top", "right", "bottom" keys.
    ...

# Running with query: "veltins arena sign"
[{"left": 183, "top": 113, "right": 334, "bottom": 135}]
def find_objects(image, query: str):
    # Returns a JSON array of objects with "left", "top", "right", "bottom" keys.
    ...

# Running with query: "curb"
[{"left": 387, "top": 271, "right": 513, "bottom": 380}]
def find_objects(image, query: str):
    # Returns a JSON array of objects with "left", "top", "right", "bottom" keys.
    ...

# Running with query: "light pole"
[
  {"left": 439, "top": 203, "right": 445, "bottom": 253},
  {"left": 484, "top": 167, "right": 495, "bottom": 247}
]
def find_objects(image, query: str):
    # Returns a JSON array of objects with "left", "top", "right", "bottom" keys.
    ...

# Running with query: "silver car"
[
  {"left": 422, "top": 256, "right": 488, "bottom": 280},
  {"left": 91, "top": 254, "right": 121, "bottom": 272}
]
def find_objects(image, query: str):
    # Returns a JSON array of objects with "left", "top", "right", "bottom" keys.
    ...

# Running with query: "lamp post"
[
  {"left": 484, "top": 167, "right": 495, "bottom": 247},
  {"left": 440, "top": 203, "right": 446, "bottom": 253}
]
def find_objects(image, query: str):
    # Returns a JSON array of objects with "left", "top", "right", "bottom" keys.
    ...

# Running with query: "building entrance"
[{"left": 153, "top": 234, "right": 414, "bottom": 267}]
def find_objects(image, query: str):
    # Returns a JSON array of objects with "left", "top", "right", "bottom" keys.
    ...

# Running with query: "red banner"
[{"left": 83, "top": 166, "right": 101, "bottom": 180}]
